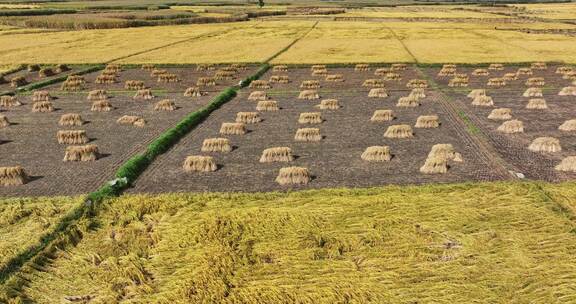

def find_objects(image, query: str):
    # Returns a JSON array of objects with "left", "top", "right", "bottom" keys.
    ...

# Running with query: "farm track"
[{"left": 415, "top": 66, "right": 515, "bottom": 180}]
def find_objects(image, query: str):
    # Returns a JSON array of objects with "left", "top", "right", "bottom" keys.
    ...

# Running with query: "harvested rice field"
[
  {"left": 423, "top": 63, "right": 576, "bottom": 182},
  {"left": 10, "top": 182, "right": 576, "bottom": 303},
  {"left": 0, "top": 65, "right": 84, "bottom": 94},
  {"left": 0, "top": 65, "right": 257, "bottom": 197},
  {"left": 133, "top": 65, "right": 516, "bottom": 193}
]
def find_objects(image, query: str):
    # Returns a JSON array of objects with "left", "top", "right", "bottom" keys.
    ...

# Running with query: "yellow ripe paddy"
[{"left": 11, "top": 182, "right": 576, "bottom": 303}]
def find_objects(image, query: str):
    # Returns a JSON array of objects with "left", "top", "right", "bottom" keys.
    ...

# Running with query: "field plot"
[
  {"left": 133, "top": 65, "right": 509, "bottom": 194},
  {"left": 0, "top": 65, "right": 256, "bottom": 197},
  {"left": 0, "top": 196, "right": 79, "bottom": 274},
  {"left": 15, "top": 182, "right": 576, "bottom": 303},
  {"left": 341, "top": 6, "right": 511, "bottom": 19},
  {"left": 424, "top": 64, "right": 576, "bottom": 182}
]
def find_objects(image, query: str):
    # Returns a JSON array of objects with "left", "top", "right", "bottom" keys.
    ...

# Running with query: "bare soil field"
[
  {"left": 0, "top": 65, "right": 256, "bottom": 197},
  {"left": 132, "top": 66, "right": 511, "bottom": 194},
  {"left": 424, "top": 64, "right": 576, "bottom": 182}
]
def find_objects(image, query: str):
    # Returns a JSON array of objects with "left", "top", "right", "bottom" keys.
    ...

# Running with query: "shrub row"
[{"left": 0, "top": 9, "right": 76, "bottom": 17}]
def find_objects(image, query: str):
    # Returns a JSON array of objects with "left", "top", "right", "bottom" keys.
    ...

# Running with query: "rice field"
[{"left": 6, "top": 182, "right": 576, "bottom": 303}]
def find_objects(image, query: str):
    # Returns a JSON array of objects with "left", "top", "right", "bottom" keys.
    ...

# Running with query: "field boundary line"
[
  {"left": 107, "top": 27, "right": 240, "bottom": 64},
  {"left": 382, "top": 25, "right": 418, "bottom": 64},
  {"left": 264, "top": 21, "right": 319, "bottom": 63}
]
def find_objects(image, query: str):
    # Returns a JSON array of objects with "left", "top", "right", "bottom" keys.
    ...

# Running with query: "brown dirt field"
[
  {"left": 424, "top": 65, "right": 576, "bottom": 182},
  {"left": 0, "top": 66, "right": 257, "bottom": 197},
  {"left": 131, "top": 66, "right": 509, "bottom": 194},
  {"left": 0, "top": 66, "right": 82, "bottom": 93}
]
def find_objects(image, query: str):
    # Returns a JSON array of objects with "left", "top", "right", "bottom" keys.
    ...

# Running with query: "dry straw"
[
  {"left": 197, "top": 77, "right": 216, "bottom": 87},
  {"left": 384, "top": 125, "right": 413, "bottom": 138},
  {"left": 420, "top": 144, "right": 462, "bottom": 174},
  {"left": 298, "top": 90, "right": 320, "bottom": 100},
  {"left": 157, "top": 73, "right": 180, "bottom": 83},
  {"left": 248, "top": 91, "right": 268, "bottom": 101},
  {"left": 220, "top": 122, "right": 246, "bottom": 135},
  {"left": 355, "top": 64, "right": 370, "bottom": 71},
  {"left": 525, "top": 77, "right": 545, "bottom": 87},
  {"left": 184, "top": 87, "right": 203, "bottom": 97},
  {"left": 87, "top": 89, "right": 107, "bottom": 100},
  {"left": 556, "top": 66, "right": 572, "bottom": 74},
  {"left": 27, "top": 64, "right": 40, "bottom": 72},
  {"left": 59, "top": 113, "right": 84, "bottom": 126},
  {"left": 489, "top": 63, "right": 504, "bottom": 70},
  {"left": 63, "top": 145, "right": 99, "bottom": 162},
  {"left": 275, "top": 167, "right": 310, "bottom": 185},
  {"left": 438, "top": 66, "right": 456, "bottom": 77},
  {"left": 531, "top": 62, "right": 547, "bottom": 70},
  {"left": 95, "top": 74, "right": 117, "bottom": 84},
  {"left": 523, "top": 87, "right": 542, "bottom": 97},
  {"left": 270, "top": 75, "right": 290, "bottom": 84},
  {"left": 91, "top": 100, "right": 113, "bottom": 112},
  {"left": 294, "top": 128, "right": 322, "bottom": 142},
  {"left": 410, "top": 88, "right": 426, "bottom": 99},
  {"left": 407, "top": 79, "right": 428, "bottom": 89},
  {"left": 249, "top": 80, "right": 271, "bottom": 89},
  {"left": 396, "top": 96, "right": 419, "bottom": 108},
  {"left": 517, "top": 68, "right": 533, "bottom": 76},
  {"left": 38, "top": 68, "right": 55, "bottom": 78},
  {"left": 555, "top": 156, "right": 576, "bottom": 172},
  {"left": 371, "top": 110, "right": 394, "bottom": 122},
  {"left": 563, "top": 71, "right": 576, "bottom": 80},
  {"left": 472, "top": 69, "right": 489, "bottom": 76},
  {"left": 528, "top": 137, "right": 561, "bottom": 153},
  {"left": 0, "top": 166, "right": 27, "bottom": 186},
  {"left": 0, "top": 96, "right": 21, "bottom": 108},
  {"left": 32, "top": 90, "right": 52, "bottom": 102},
  {"left": 196, "top": 64, "right": 215, "bottom": 71},
  {"left": 201, "top": 138, "right": 232, "bottom": 152},
  {"left": 57, "top": 130, "right": 88, "bottom": 144},
  {"left": 488, "top": 108, "right": 512, "bottom": 120},
  {"left": 105, "top": 64, "right": 122, "bottom": 73},
  {"left": 154, "top": 99, "right": 176, "bottom": 111},
  {"left": 497, "top": 119, "right": 524, "bottom": 134},
  {"left": 32, "top": 101, "right": 54, "bottom": 113},
  {"left": 311, "top": 64, "right": 326, "bottom": 71},
  {"left": 298, "top": 112, "right": 322, "bottom": 124},
  {"left": 0, "top": 115, "right": 9, "bottom": 128},
  {"left": 368, "top": 88, "right": 388, "bottom": 98},
  {"left": 325, "top": 74, "right": 344, "bottom": 82},
  {"left": 559, "top": 119, "right": 576, "bottom": 131},
  {"left": 301, "top": 80, "right": 321, "bottom": 89},
  {"left": 375, "top": 68, "right": 392, "bottom": 76},
  {"left": 183, "top": 156, "right": 217, "bottom": 172},
  {"left": 236, "top": 112, "right": 262, "bottom": 124},
  {"left": 134, "top": 89, "right": 154, "bottom": 100},
  {"left": 558, "top": 87, "right": 576, "bottom": 96},
  {"left": 125, "top": 80, "right": 145, "bottom": 90},
  {"left": 273, "top": 65, "right": 288, "bottom": 72},
  {"left": 472, "top": 95, "right": 494, "bottom": 107},
  {"left": 260, "top": 147, "right": 293, "bottom": 163},
  {"left": 391, "top": 63, "right": 407, "bottom": 71},
  {"left": 487, "top": 78, "right": 506, "bottom": 87},
  {"left": 384, "top": 72, "right": 402, "bottom": 81},
  {"left": 502, "top": 73, "right": 518, "bottom": 81},
  {"left": 317, "top": 99, "right": 340, "bottom": 110},
  {"left": 361, "top": 146, "right": 391, "bottom": 162},
  {"left": 256, "top": 100, "right": 279, "bottom": 111},
  {"left": 526, "top": 98, "right": 547, "bottom": 110},
  {"left": 215, "top": 70, "right": 237, "bottom": 80},
  {"left": 415, "top": 115, "right": 440, "bottom": 128},
  {"left": 141, "top": 64, "right": 155, "bottom": 71},
  {"left": 362, "top": 79, "right": 385, "bottom": 87},
  {"left": 312, "top": 68, "right": 328, "bottom": 76},
  {"left": 448, "top": 75, "right": 469, "bottom": 87},
  {"left": 11, "top": 76, "right": 27, "bottom": 87},
  {"left": 117, "top": 115, "right": 146, "bottom": 127}
]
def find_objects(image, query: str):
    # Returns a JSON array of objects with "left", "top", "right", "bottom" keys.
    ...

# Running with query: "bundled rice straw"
[
  {"left": 528, "top": 137, "right": 561, "bottom": 153},
  {"left": 63, "top": 145, "right": 99, "bottom": 162},
  {"left": 183, "top": 156, "right": 217, "bottom": 172},
  {"left": 497, "top": 120, "right": 524, "bottom": 134},
  {"left": 201, "top": 138, "right": 232, "bottom": 152},
  {"left": 361, "top": 146, "right": 391, "bottom": 162},
  {"left": 488, "top": 108, "right": 512, "bottom": 120},
  {"left": 371, "top": 110, "right": 394, "bottom": 122},
  {"left": 275, "top": 167, "right": 310, "bottom": 185},
  {"left": 260, "top": 147, "right": 293, "bottom": 163}
]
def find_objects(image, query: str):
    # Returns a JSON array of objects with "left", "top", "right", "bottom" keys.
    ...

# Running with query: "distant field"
[
  {"left": 342, "top": 6, "right": 510, "bottom": 19},
  {"left": 514, "top": 3, "right": 576, "bottom": 20},
  {"left": 9, "top": 182, "right": 576, "bottom": 303}
]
